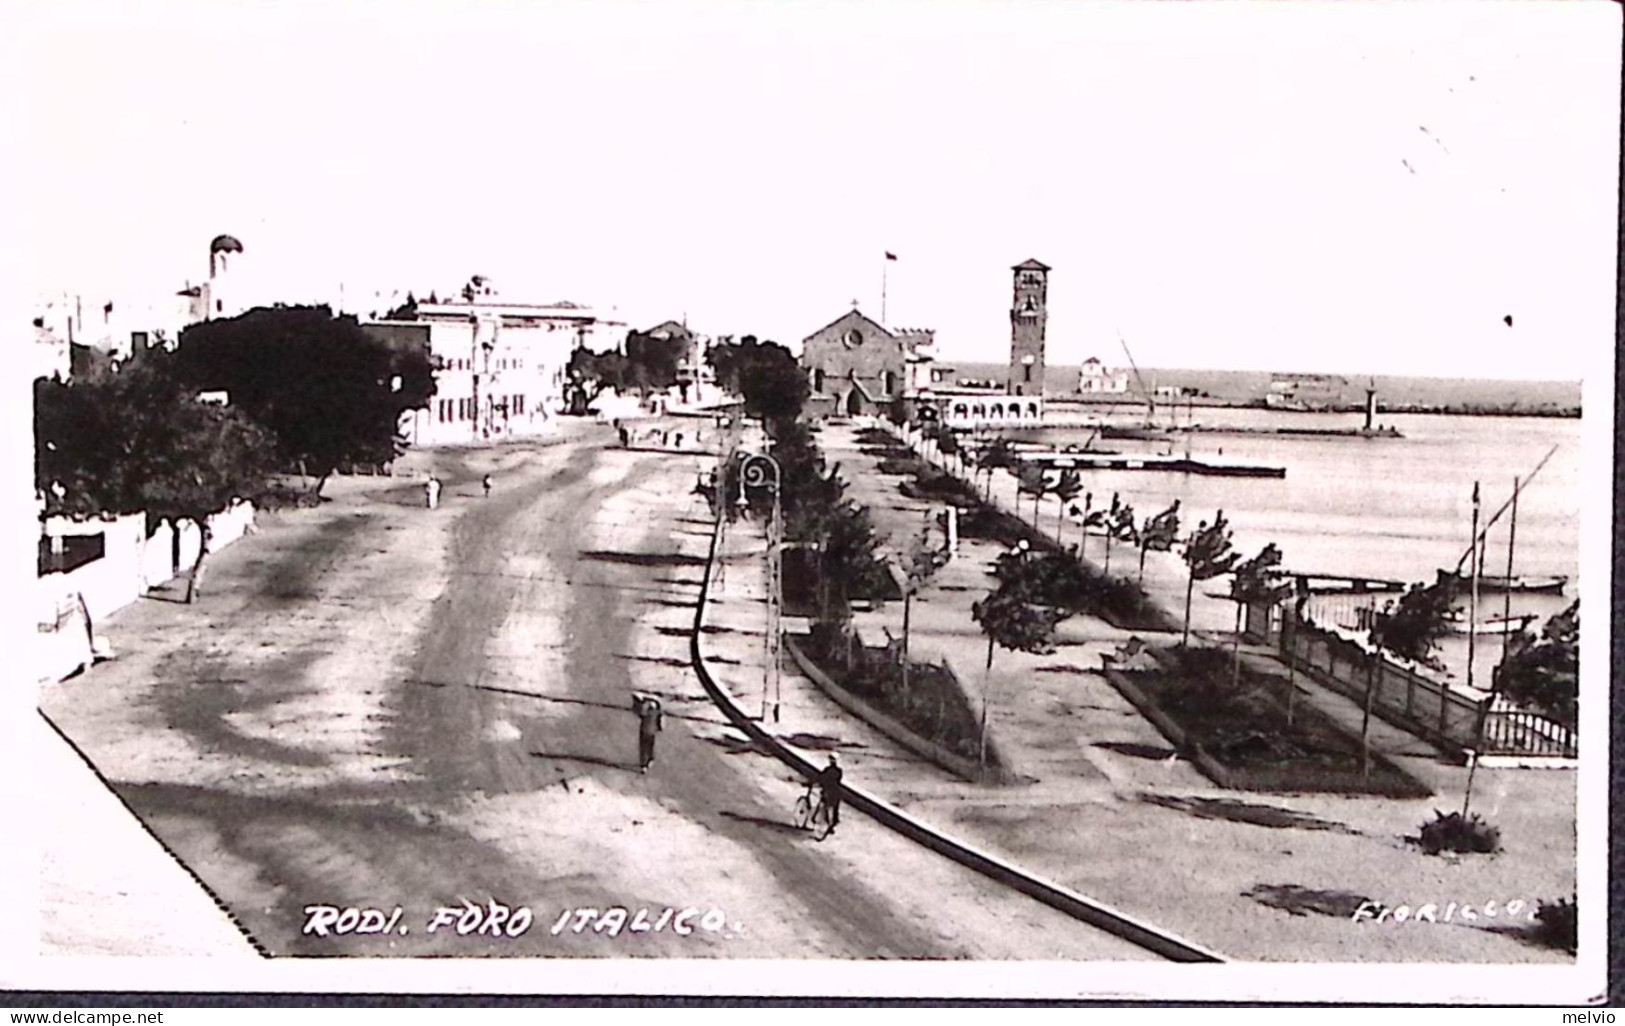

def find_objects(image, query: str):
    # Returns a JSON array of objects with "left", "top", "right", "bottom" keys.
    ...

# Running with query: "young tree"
[
  {"left": 1104, "top": 493, "right": 1135, "bottom": 575},
  {"left": 1180, "top": 510, "right": 1241, "bottom": 647},
  {"left": 1135, "top": 500, "right": 1182, "bottom": 584},
  {"left": 1050, "top": 469, "right": 1083, "bottom": 544},
  {"left": 971, "top": 582, "right": 1067, "bottom": 766},
  {"left": 1073, "top": 490, "right": 1096, "bottom": 559},
  {"left": 1228, "top": 542, "right": 1289, "bottom": 688},
  {"left": 976, "top": 437, "right": 1017, "bottom": 501},
  {"left": 172, "top": 305, "right": 435, "bottom": 498},
  {"left": 1015, "top": 461, "right": 1050, "bottom": 527},
  {"left": 899, "top": 528, "right": 949, "bottom": 695}
]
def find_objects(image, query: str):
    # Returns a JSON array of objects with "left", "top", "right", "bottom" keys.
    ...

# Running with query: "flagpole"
[{"left": 881, "top": 258, "right": 889, "bottom": 326}]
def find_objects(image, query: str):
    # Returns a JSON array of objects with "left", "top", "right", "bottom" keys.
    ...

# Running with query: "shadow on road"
[
  {"left": 1094, "top": 740, "right": 1179, "bottom": 761},
  {"left": 578, "top": 550, "right": 708, "bottom": 569},
  {"left": 530, "top": 750, "right": 636, "bottom": 773},
  {"left": 719, "top": 810, "right": 807, "bottom": 836}
]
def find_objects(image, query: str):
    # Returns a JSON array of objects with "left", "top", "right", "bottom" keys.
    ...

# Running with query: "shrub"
[
  {"left": 1417, "top": 810, "right": 1502, "bottom": 855},
  {"left": 1531, "top": 896, "right": 1577, "bottom": 953},
  {"left": 877, "top": 457, "right": 925, "bottom": 476}
]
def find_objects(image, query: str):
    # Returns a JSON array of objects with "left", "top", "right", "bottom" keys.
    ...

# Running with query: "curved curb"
[{"left": 688, "top": 506, "right": 1226, "bottom": 964}]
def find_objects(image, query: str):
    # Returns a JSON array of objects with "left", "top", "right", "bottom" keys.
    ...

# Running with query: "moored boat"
[{"left": 1435, "top": 569, "right": 1568, "bottom": 595}]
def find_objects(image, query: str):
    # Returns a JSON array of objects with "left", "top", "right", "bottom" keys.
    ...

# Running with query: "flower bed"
[
  {"left": 1106, "top": 644, "right": 1432, "bottom": 797},
  {"left": 798, "top": 621, "right": 1007, "bottom": 775}
]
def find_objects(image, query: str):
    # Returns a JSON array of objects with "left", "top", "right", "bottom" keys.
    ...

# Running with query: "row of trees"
[{"left": 36, "top": 306, "right": 436, "bottom": 601}]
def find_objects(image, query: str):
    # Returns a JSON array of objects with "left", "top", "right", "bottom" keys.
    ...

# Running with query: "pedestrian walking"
[
  {"left": 816, "top": 753, "right": 843, "bottom": 836},
  {"left": 482, "top": 474, "right": 493, "bottom": 498},
  {"left": 425, "top": 474, "right": 441, "bottom": 510},
  {"left": 673, "top": 432, "right": 684, "bottom": 449},
  {"left": 635, "top": 695, "right": 664, "bottom": 772}
]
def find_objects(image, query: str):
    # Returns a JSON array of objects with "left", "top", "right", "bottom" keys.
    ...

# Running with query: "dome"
[{"left": 209, "top": 234, "right": 244, "bottom": 254}]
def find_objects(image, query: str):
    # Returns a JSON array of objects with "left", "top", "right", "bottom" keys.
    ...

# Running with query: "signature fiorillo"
[
  {"left": 301, "top": 901, "right": 731, "bottom": 938},
  {"left": 1350, "top": 899, "right": 1540, "bottom": 924}
]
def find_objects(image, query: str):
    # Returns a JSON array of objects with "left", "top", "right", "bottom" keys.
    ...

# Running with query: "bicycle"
[{"left": 793, "top": 783, "right": 835, "bottom": 840}]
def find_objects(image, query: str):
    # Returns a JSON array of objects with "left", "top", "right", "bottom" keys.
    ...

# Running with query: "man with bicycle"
[{"left": 815, "top": 752, "right": 843, "bottom": 836}]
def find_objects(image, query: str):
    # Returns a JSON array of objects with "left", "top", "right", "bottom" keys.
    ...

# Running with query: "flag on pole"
[{"left": 885, "top": 251, "right": 898, "bottom": 261}]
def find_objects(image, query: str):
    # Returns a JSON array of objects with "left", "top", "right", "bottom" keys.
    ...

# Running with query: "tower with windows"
[{"left": 1008, "top": 258, "right": 1049, "bottom": 396}]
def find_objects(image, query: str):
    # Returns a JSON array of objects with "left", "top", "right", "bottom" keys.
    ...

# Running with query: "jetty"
[
  {"left": 1019, "top": 450, "right": 1285, "bottom": 479},
  {"left": 1099, "top": 424, "right": 1403, "bottom": 441}
]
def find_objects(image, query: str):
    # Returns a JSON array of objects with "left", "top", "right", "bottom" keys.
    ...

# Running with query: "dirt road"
[{"left": 41, "top": 425, "right": 1146, "bottom": 960}]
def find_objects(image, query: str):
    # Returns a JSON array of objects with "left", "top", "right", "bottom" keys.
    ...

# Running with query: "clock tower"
[{"left": 1008, "top": 258, "right": 1049, "bottom": 396}]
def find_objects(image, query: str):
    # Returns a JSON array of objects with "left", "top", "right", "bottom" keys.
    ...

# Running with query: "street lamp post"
[{"left": 737, "top": 451, "right": 783, "bottom": 722}]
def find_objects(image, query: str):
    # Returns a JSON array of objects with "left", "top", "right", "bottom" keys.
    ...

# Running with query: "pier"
[{"left": 1019, "top": 450, "right": 1286, "bottom": 478}]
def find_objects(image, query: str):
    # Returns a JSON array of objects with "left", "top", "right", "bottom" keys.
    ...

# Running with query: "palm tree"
[
  {"left": 1135, "top": 500, "right": 1181, "bottom": 585},
  {"left": 1180, "top": 510, "right": 1240, "bottom": 647},
  {"left": 1050, "top": 469, "right": 1083, "bottom": 544},
  {"left": 1015, "top": 462, "right": 1049, "bottom": 528}
]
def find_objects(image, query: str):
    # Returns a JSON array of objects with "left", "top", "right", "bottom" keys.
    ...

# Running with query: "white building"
[
  {"left": 1077, "top": 356, "right": 1130, "bottom": 394},
  {"left": 172, "top": 234, "right": 251, "bottom": 333},
  {"left": 368, "top": 288, "right": 627, "bottom": 447}
]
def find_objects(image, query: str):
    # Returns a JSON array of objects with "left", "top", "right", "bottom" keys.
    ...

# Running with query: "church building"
[{"left": 799, "top": 309, "right": 933, "bottom": 417}]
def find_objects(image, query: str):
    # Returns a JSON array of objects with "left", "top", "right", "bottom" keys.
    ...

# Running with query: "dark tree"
[
  {"left": 1369, "top": 578, "right": 1459, "bottom": 672},
  {"left": 1494, "top": 599, "right": 1578, "bottom": 728},
  {"left": 383, "top": 293, "right": 418, "bottom": 321},
  {"left": 734, "top": 345, "right": 809, "bottom": 433},
  {"left": 35, "top": 356, "right": 277, "bottom": 602},
  {"left": 172, "top": 306, "right": 435, "bottom": 497},
  {"left": 565, "top": 347, "right": 628, "bottom": 414},
  {"left": 621, "top": 328, "right": 688, "bottom": 394}
]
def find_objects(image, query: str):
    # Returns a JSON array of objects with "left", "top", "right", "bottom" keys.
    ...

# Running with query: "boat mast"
[
  {"left": 1452, "top": 445, "right": 1557, "bottom": 574},
  {"left": 1466, "top": 482, "right": 1480, "bottom": 694},
  {"left": 1466, "top": 475, "right": 1520, "bottom": 818}
]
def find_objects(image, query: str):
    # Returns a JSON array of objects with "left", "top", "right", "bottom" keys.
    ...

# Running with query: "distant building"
[
  {"left": 1265, "top": 373, "right": 1349, "bottom": 410},
  {"left": 1077, "top": 357, "right": 1130, "bottom": 394},
  {"left": 174, "top": 234, "right": 249, "bottom": 330},
  {"left": 800, "top": 309, "right": 932, "bottom": 417},
  {"left": 31, "top": 292, "right": 171, "bottom": 382},
  {"left": 367, "top": 278, "right": 626, "bottom": 446}
]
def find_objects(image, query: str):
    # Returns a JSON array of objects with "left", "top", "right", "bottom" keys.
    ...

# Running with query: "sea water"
[{"left": 1025, "top": 407, "right": 1581, "bottom": 686}]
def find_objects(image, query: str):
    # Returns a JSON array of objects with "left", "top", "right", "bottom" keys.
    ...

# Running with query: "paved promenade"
[
  {"left": 36, "top": 712, "right": 259, "bottom": 958},
  {"left": 791, "top": 419, "right": 1576, "bottom": 963}
]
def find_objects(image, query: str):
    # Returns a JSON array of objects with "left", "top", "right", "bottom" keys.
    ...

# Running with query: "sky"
[{"left": 2, "top": 0, "right": 1619, "bottom": 379}]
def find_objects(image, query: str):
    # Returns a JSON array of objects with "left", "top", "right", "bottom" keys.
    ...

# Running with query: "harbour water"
[{"left": 1026, "top": 406, "right": 1582, "bottom": 688}]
